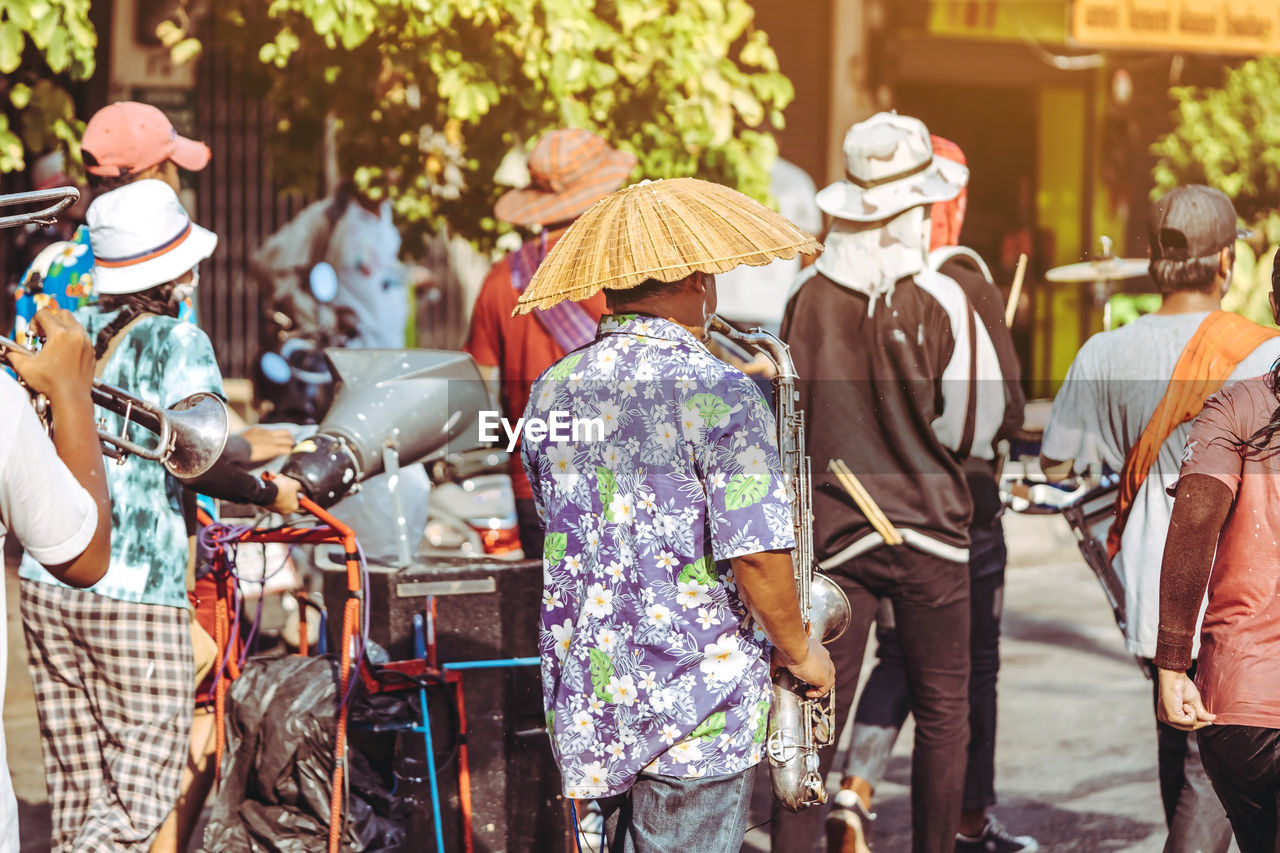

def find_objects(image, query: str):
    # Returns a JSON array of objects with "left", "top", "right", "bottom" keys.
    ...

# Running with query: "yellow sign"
[
  {"left": 1073, "top": 0, "right": 1280, "bottom": 54},
  {"left": 930, "top": 0, "right": 1069, "bottom": 44}
]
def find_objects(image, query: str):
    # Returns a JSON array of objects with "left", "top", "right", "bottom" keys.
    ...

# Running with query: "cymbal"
[{"left": 1045, "top": 257, "right": 1149, "bottom": 283}]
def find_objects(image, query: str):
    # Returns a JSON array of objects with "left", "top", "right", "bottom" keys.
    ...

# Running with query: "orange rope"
[
  {"left": 213, "top": 584, "right": 229, "bottom": 780},
  {"left": 324, "top": 515, "right": 361, "bottom": 853},
  {"left": 297, "top": 597, "right": 310, "bottom": 658},
  {"left": 454, "top": 678, "right": 475, "bottom": 853},
  {"left": 329, "top": 594, "right": 358, "bottom": 853}
]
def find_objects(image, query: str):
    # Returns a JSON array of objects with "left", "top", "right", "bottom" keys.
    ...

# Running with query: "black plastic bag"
[{"left": 202, "top": 656, "right": 408, "bottom": 852}]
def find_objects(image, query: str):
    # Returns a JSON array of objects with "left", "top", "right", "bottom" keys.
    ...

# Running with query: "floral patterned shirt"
[{"left": 521, "top": 312, "right": 795, "bottom": 798}]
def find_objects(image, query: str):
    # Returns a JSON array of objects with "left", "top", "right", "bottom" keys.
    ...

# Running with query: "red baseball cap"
[{"left": 82, "top": 101, "right": 211, "bottom": 177}]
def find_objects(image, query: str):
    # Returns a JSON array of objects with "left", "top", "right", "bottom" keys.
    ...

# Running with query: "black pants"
[
  {"left": 1199, "top": 724, "right": 1280, "bottom": 853},
  {"left": 1146, "top": 661, "right": 1233, "bottom": 853},
  {"left": 770, "top": 545, "right": 971, "bottom": 853},
  {"left": 847, "top": 520, "right": 1005, "bottom": 812}
]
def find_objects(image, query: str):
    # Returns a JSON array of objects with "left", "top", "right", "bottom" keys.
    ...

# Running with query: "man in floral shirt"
[{"left": 523, "top": 269, "right": 834, "bottom": 851}]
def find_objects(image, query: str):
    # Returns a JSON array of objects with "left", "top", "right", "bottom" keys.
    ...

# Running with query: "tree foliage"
[
  {"left": 1152, "top": 58, "right": 1280, "bottom": 325},
  {"left": 0, "top": 0, "right": 96, "bottom": 174},
  {"left": 209, "top": 0, "right": 794, "bottom": 250}
]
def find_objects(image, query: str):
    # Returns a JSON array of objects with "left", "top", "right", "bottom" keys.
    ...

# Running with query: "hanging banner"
[{"left": 1072, "top": 0, "right": 1280, "bottom": 55}]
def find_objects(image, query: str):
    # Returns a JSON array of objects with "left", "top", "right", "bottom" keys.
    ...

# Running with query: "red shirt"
[
  {"left": 463, "top": 235, "right": 607, "bottom": 499},
  {"left": 1177, "top": 377, "right": 1280, "bottom": 728}
]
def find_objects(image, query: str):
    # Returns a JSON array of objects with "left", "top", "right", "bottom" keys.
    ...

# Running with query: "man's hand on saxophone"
[
  {"left": 732, "top": 549, "right": 836, "bottom": 698},
  {"left": 776, "top": 637, "right": 837, "bottom": 699}
]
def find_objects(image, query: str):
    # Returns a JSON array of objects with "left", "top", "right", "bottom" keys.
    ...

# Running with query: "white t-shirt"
[
  {"left": 1041, "top": 312, "right": 1280, "bottom": 659},
  {"left": 0, "top": 374, "right": 98, "bottom": 853},
  {"left": 327, "top": 200, "right": 408, "bottom": 349}
]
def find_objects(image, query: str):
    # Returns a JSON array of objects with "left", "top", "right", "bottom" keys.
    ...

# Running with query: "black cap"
[{"left": 1148, "top": 185, "right": 1248, "bottom": 261}]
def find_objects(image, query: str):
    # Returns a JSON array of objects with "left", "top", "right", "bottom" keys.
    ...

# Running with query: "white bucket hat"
[
  {"left": 88, "top": 179, "right": 218, "bottom": 295},
  {"left": 816, "top": 112, "right": 969, "bottom": 223}
]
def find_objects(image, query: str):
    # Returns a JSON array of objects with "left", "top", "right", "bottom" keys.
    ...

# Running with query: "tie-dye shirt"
[
  {"left": 20, "top": 308, "right": 223, "bottom": 609},
  {"left": 522, "top": 313, "right": 795, "bottom": 798}
]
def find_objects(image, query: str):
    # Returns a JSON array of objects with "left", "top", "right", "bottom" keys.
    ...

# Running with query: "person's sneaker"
[
  {"left": 954, "top": 815, "right": 1039, "bottom": 853},
  {"left": 825, "top": 788, "right": 875, "bottom": 853}
]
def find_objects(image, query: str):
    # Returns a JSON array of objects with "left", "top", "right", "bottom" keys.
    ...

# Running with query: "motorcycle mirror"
[
  {"left": 260, "top": 351, "right": 292, "bottom": 385},
  {"left": 309, "top": 262, "right": 339, "bottom": 304}
]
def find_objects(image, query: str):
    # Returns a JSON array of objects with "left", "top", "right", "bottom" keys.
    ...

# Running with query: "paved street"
[
  {"left": 745, "top": 510, "right": 1181, "bottom": 852},
  {"left": 4, "top": 513, "right": 1232, "bottom": 851}
]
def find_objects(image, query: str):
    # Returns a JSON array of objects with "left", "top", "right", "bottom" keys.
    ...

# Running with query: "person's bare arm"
[
  {"left": 1154, "top": 473, "right": 1233, "bottom": 731},
  {"left": 239, "top": 427, "right": 297, "bottom": 463},
  {"left": 731, "top": 549, "right": 834, "bottom": 697},
  {"left": 477, "top": 364, "right": 499, "bottom": 403},
  {"left": 7, "top": 307, "right": 111, "bottom": 588}
]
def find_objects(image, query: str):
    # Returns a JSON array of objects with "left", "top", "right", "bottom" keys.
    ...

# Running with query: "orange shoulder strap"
[{"left": 1107, "top": 311, "right": 1279, "bottom": 560}]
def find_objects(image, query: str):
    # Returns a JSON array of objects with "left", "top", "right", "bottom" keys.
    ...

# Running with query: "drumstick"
[
  {"left": 1005, "top": 253, "right": 1028, "bottom": 327},
  {"left": 829, "top": 459, "right": 905, "bottom": 546}
]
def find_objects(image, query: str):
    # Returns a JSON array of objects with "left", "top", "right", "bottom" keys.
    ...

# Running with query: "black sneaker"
[{"left": 955, "top": 816, "right": 1039, "bottom": 853}]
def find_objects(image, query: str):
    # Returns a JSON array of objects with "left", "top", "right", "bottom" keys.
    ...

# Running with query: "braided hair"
[
  {"left": 93, "top": 282, "right": 179, "bottom": 360},
  {"left": 1237, "top": 257, "right": 1280, "bottom": 452}
]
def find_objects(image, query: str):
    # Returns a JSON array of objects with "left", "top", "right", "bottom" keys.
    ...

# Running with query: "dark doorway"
[{"left": 893, "top": 81, "right": 1040, "bottom": 391}]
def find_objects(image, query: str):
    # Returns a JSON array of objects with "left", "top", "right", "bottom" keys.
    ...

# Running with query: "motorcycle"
[
  {"left": 422, "top": 449, "right": 523, "bottom": 559},
  {"left": 255, "top": 262, "right": 350, "bottom": 424}
]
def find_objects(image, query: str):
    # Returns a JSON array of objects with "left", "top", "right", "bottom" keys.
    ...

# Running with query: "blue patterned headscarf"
[{"left": 13, "top": 226, "right": 95, "bottom": 343}]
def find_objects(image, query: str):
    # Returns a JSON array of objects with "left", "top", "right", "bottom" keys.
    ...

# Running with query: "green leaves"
[
  {"left": 548, "top": 353, "right": 584, "bottom": 381},
  {"left": 1153, "top": 59, "right": 1280, "bottom": 227},
  {"left": 588, "top": 648, "right": 614, "bottom": 701},
  {"left": 753, "top": 698, "right": 771, "bottom": 743},
  {"left": 678, "top": 555, "right": 714, "bottom": 587},
  {"left": 685, "top": 394, "right": 731, "bottom": 428},
  {"left": 0, "top": 22, "right": 24, "bottom": 74},
  {"left": 544, "top": 531, "right": 568, "bottom": 565},
  {"left": 0, "top": 0, "right": 97, "bottom": 176},
  {"left": 1151, "top": 58, "right": 1280, "bottom": 326},
  {"left": 725, "top": 474, "right": 767, "bottom": 511},
  {"left": 597, "top": 466, "right": 618, "bottom": 521},
  {"left": 199, "top": 0, "right": 790, "bottom": 250},
  {"left": 9, "top": 83, "right": 32, "bottom": 110},
  {"left": 689, "top": 711, "right": 726, "bottom": 741},
  {"left": 0, "top": 117, "right": 24, "bottom": 173}
]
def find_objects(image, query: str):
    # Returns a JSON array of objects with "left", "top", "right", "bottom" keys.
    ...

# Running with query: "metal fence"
[{"left": 193, "top": 47, "right": 314, "bottom": 380}]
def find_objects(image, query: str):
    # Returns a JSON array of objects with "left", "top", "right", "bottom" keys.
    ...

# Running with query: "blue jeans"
[{"left": 597, "top": 764, "right": 758, "bottom": 853}]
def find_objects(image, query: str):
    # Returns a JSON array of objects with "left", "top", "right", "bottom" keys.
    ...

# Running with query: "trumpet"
[
  {"left": 0, "top": 187, "right": 80, "bottom": 230},
  {"left": 0, "top": 334, "right": 230, "bottom": 478}
]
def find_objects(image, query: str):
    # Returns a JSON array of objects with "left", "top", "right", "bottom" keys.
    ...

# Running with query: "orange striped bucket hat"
[{"left": 495, "top": 129, "right": 637, "bottom": 227}]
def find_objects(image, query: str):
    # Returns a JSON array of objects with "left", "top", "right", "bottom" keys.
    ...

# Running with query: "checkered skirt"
[{"left": 21, "top": 580, "right": 193, "bottom": 852}]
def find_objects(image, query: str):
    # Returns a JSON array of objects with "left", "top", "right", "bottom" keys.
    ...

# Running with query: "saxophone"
[{"left": 708, "top": 315, "right": 852, "bottom": 811}]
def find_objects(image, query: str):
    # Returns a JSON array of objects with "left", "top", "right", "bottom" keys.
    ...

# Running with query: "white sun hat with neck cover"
[
  {"left": 88, "top": 178, "right": 217, "bottom": 295},
  {"left": 816, "top": 111, "right": 968, "bottom": 223}
]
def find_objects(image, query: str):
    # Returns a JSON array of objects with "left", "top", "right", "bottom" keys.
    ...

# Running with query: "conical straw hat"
[{"left": 512, "top": 177, "right": 822, "bottom": 315}]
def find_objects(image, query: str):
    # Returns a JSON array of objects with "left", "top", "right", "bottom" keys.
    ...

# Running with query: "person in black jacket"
[
  {"left": 823, "top": 136, "right": 1035, "bottom": 853},
  {"left": 773, "top": 114, "right": 1011, "bottom": 853}
]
